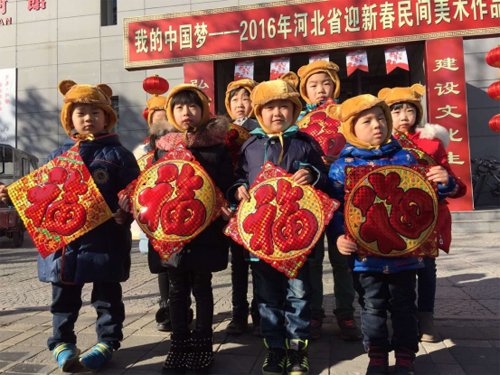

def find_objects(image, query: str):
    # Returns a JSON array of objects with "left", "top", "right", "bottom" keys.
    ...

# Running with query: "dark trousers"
[
  {"left": 48, "top": 282, "right": 124, "bottom": 351},
  {"left": 253, "top": 261, "right": 311, "bottom": 348},
  {"left": 309, "top": 234, "right": 356, "bottom": 319},
  {"left": 230, "top": 243, "right": 260, "bottom": 325},
  {"left": 167, "top": 267, "right": 213, "bottom": 335},
  {"left": 417, "top": 257, "right": 436, "bottom": 313},
  {"left": 357, "top": 270, "right": 419, "bottom": 353}
]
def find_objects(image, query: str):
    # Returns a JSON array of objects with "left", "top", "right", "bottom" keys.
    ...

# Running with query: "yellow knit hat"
[
  {"left": 336, "top": 94, "right": 393, "bottom": 150},
  {"left": 378, "top": 84, "right": 425, "bottom": 126},
  {"left": 298, "top": 60, "right": 341, "bottom": 104},
  {"left": 146, "top": 96, "right": 167, "bottom": 127},
  {"left": 225, "top": 79, "right": 258, "bottom": 120},
  {"left": 250, "top": 75, "right": 302, "bottom": 133},
  {"left": 250, "top": 75, "right": 302, "bottom": 164},
  {"left": 58, "top": 80, "right": 117, "bottom": 135},
  {"left": 165, "top": 84, "right": 212, "bottom": 132}
]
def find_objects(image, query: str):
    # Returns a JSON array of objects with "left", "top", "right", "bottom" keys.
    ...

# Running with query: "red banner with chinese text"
[
  {"left": 124, "top": 0, "right": 500, "bottom": 69},
  {"left": 183, "top": 61, "right": 216, "bottom": 115},
  {"left": 425, "top": 37, "right": 473, "bottom": 211}
]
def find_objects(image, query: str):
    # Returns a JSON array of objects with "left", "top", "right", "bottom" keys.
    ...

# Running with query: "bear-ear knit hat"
[
  {"left": 250, "top": 73, "right": 302, "bottom": 133},
  {"left": 225, "top": 79, "right": 258, "bottom": 120},
  {"left": 378, "top": 84, "right": 425, "bottom": 126},
  {"left": 297, "top": 60, "right": 341, "bottom": 104},
  {"left": 335, "top": 94, "right": 393, "bottom": 150},
  {"left": 165, "top": 84, "right": 212, "bottom": 132},
  {"left": 58, "top": 80, "right": 117, "bottom": 135}
]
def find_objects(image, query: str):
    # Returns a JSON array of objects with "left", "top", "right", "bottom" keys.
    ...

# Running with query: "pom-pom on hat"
[
  {"left": 378, "top": 84, "right": 425, "bottom": 126},
  {"left": 165, "top": 84, "right": 212, "bottom": 132},
  {"left": 250, "top": 73, "right": 302, "bottom": 133},
  {"left": 225, "top": 79, "right": 258, "bottom": 120},
  {"left": 336, "top": 94, "right": 393, "bottom": 150},
  {"left": 59, "top": 80, "right": 117, "bottom": 135},
  {"left": 298, "top": 60, "right": 341, "bottom": 104}
]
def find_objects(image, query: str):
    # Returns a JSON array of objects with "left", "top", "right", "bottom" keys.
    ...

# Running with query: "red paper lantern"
[
  {"left": 142, "top": 107, "right": 149, "bottom": 121},
  {"left": 485, "top": 45, "right": 500, "bottom": 68},
  {"left": 143, "top": 75, "right": 169, "bottom": 96},
  {"left": 487, "top": 81, "right": 500, "bottom": 100},
  {"left": 489, "top": 114, "right": 500, "bottom": 133}
]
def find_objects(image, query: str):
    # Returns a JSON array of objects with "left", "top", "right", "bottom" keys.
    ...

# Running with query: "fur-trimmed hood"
[{"left": 415, "top": 123, "right": 450, "bottom": 148}]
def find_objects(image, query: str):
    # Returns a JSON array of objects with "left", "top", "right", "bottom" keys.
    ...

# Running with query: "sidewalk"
[{"left": 0, "top": 232, "right": 498, "bottom": 374}]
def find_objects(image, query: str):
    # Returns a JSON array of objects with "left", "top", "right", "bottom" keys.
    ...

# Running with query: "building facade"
[{"left": 0, "top": 0, "right": 499, "bottom": 209}]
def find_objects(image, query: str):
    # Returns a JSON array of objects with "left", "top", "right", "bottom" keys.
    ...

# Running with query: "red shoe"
[{"left": 337, "top": 317, "right": 362, "bottom": 341}]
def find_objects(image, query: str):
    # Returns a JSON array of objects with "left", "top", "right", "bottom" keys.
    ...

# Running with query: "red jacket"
[{"left": 397, "top": 124, "right": 467, "bottom": 253}]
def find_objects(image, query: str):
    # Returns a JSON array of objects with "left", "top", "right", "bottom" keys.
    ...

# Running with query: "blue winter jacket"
[
  {"left": 37, "top": 134, "right": 140, "bottom": 284},
  {"left": 229, "top": 126, "right": 328, "bottom": 199},
  {"left": 328, "top": 138, "right": 425, "bottom": 274}
]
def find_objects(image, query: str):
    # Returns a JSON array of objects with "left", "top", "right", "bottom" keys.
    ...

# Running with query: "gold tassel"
[{"left": 277, "top": 132, "right": 284, "bottom": 164}]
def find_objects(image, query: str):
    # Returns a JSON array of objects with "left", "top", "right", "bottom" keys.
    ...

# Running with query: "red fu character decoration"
[
  {"left": 296, "top": 99, "right": 346, "bottom": 160},
  {"left": 225, "top": 162, "right": 339, "bottom": 278},
  {"left": 8, "top": 145, "right": 112, "bottom": 258},
  {"left": 344, "top": 165, "right": 439, "bottom": 258},
  {"left": 120, "top": 143, "right": 227, "bottom": 261}
]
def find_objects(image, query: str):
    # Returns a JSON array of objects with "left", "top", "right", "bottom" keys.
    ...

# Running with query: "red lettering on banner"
[{"left": 425, "top": 37, "right": 473, "bottom": 211}]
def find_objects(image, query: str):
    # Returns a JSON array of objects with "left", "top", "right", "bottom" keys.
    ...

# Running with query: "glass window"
[{"left": 101, "top": 0, "right": 117, "bottom": 26}]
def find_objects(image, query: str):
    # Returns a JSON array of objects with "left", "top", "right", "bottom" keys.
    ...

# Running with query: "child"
[
  {"left": 145, "top": 84, "right": 233, "bottom": 373},
  {"left": 133, "top": 89, "right": 194, "bottom": 334},
  {"left": 225, "top": 78, "right": 260, "bottom": 131},
  {"left": 229, "top": 77, "right": 328, "bottom": 375},
  {"left": 0, "top": 80, "right": 140, "bottom": 372},
  {"left": 379, "top": 85, "right": 466, "bottom": 343},
  {"left": 330, "top": 94, "right": 457, "bottom": 375},
  {"left": 297, "top": 60, "right": 360, "bottom": 341},
  {"left": 224, "top": 78, "right": 262, "bottom": 335}
]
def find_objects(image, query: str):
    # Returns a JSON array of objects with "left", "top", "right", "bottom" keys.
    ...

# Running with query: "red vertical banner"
[
  {"left": 183, "top": 61, "right": 216, "bottom": 115},
  {"left": 425, "top": 37, "right": 473, "bottom": 212}
]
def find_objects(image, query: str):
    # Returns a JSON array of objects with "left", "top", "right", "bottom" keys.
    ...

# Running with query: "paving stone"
[
  {"left": 0, "top": 332, "right": 22, "bottom": 344},
  {"left": 461, "top": 363, "right": 500, "bottom": 375},
  {"left": 435, "top": 363, "right": 467, "bottom": 375},
  {"left": 437, "top": 326, "right": 489, "bottom": 340},
  {"left": 444, "top": 339, "right": 493, "bottom": 348},
  {"left": 414, "top": 361, "right": 440, "bottom": 374},
  {"left": 6, "top": 363, "right": 51, "bottom": 373},
  {"left": 421, "top": 341, "right": 459, "bottom": 364},
  {"left": 209, "top": 353, "right": 259, "bottom": 374},
  {"left": 449, "top": 346, "right": 500, "bottom": 365}
]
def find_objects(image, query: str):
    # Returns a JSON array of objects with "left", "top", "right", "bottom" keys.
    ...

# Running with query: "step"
[
  {"left": 451, "top": 209, "right": 500, "bottom": 221},
  {"left": 452, "top": 219, "right": 499, "bottom": 233}
]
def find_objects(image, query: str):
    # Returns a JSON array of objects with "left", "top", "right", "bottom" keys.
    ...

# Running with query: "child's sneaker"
[
  {"left": 53, "top": 343, "right": 80, "bottom": 372},
  {"left": 262, "top": 340, "right": 286, "bottom": 375},
  {"left": 226, "top": 317, "right": 248, "bottom": 334},
  {"left": 310, "top": 315, "right": 323, "bottom": 340},
  {"left": 395, "top": 348, "right": 415, "bottom": 375},
  {"left": 337, "top": 317, "right": 362, "bottom": 341},
  {"left": 80, "top": 342, "right": 113, "bottom": 372},
  {"left": 366, "top": 347, "right": 389, "bottom": 375},
  {"left": 286, "top": 339, "right": 309, "bottom": 375}
]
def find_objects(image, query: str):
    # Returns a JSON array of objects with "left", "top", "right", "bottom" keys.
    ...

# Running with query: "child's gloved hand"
[
  {"left": 337, "top": 235, "right": 358, "bottom": 256},
  {"left": 292, "top": 168, "right": 314, "bottom": 185},
  {"left": 112, "top": 208, "right": 128, "bottom": 225},
  {"left": 426, "top": 166, "right": 450, "bottom": 186},
  {"left": 118, "top": 195, "right": 131, "bottom": 212},
  {"left": 235, "top": 185, "right": 250, "bottom": 202},
  {"left": 221, "top": 206, "right": 234, "bottom": 221},
  {"left": 0, "top": 186, "right": 10, "bottom": 205}
]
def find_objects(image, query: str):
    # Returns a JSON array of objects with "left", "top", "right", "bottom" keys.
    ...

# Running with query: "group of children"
[{"left": 0, "top": 59, "right": 465, "bottom": 375}]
